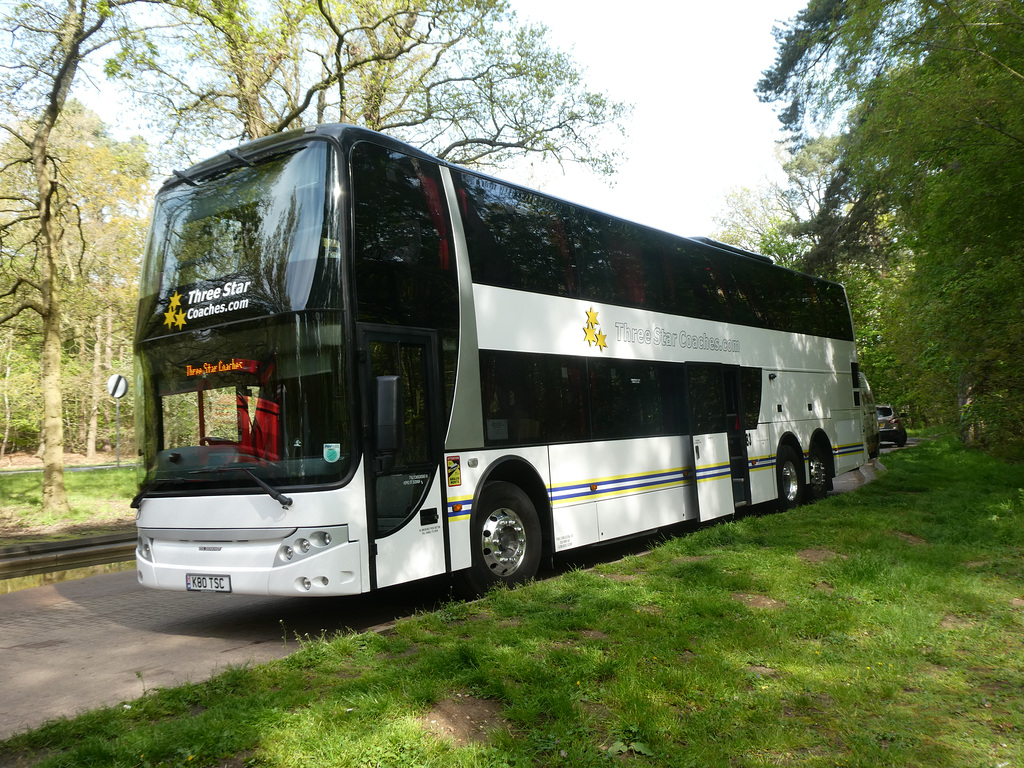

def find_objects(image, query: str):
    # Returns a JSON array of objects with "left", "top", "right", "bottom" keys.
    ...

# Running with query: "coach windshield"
[{"left": 134, "top": 139, "right": 352, "bottom": 492}]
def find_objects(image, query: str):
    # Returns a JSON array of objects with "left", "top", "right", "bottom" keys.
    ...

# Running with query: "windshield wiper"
[
  {"left": 172, "top": 168, "right": 200, "bottom": 187},
  {"left": 188, "top": 466, "right": 293, "bottom": 509},
  {"left": 225, "top": 149, "right": 254, "bottom": 167}
]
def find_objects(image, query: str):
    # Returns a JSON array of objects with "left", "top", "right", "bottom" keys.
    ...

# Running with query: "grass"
[
  {"left": 0, "top": 466, "right": 137, "bottom": 545},
  {"left": 2, "top": 435, "right": 1023, "bottom": 767}
]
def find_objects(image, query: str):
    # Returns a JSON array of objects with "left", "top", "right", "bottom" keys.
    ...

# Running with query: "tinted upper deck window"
[{"left": 455, "top": 172, "right": 575, "bottom": 297}]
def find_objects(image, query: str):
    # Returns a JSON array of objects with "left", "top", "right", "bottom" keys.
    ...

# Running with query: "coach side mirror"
[{"left": 375, "top": 375, "right": 402, "bottom": 470}]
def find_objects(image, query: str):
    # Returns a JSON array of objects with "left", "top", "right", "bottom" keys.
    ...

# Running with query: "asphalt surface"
[
  {"left": 0, "top": 450, "right": 899, "bottom": 741},
  {"left": 0, "top": 569, "right": 456, "bottom": 741}
]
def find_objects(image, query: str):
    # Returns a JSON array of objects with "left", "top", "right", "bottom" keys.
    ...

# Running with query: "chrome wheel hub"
[
  {"left": 781, "top": 461, "right": 800, "bottom": 502},
  {"left": 809, "top": 457, "right": 826, "bottom": 490},
  {"left": 480, "top": 508, "right": 527, "bottom": 576}
]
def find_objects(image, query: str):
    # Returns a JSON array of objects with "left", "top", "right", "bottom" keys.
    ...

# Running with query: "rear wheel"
[
  {"left": 454, "top": 481, "right": 542, "bottom": 598},
  {"left": 776, "top": 445, "right": 804, "bottom": 510},
  {"left": 806, "top": 445, "right": 831, "bottom": 502}
]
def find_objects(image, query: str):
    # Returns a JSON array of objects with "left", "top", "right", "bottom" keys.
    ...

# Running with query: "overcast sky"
[{"left": 505, "top": 0, "right": 809, "bottom": 236}]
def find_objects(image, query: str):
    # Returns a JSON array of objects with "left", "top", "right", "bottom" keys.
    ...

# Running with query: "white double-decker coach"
[{"left": 132, "top": 124, "right": 869, "bottom": 597}]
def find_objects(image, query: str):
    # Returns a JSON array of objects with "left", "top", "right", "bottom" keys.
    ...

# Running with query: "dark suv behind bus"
[{"left": 876, "top": 405, "right": 908, "bottom": 447}]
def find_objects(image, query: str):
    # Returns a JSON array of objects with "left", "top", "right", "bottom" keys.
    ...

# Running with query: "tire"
[
  {"left": 776, "top": 445, "right": 804, "bottom": 511},
  {"left": 806, "top": 444, "right": 831, "bottom": 502},
  {"left": 454, "top": 481, "right": 542, "bottom": 598},
  {"left": 896, "top": 431, "right": 907, "bottom": 448}
]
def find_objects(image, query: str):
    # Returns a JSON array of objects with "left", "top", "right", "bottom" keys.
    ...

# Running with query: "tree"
[
  {"left": 0, "top": 103, "right": 148, "bottom": 459},
  {"left": 48, "top": 104, "right": 149, "bottom": 457},
  {"left": 711, "top": 141, "right": 905, "bottom": 412},
  {"left": 758, "top": 0, "right": 1024, "bottom": 450},
  {"left": 113, "top": 0, "right": 629, "bottom": 172},
  {"left": 713, "top": 137, "right": 896, "bottom": 276},
  {"left": 711, "top": 182, "right": 804, "bottom": 268},
  {"left": 0, "top": 0, "right": 141, "bottom": 512}
]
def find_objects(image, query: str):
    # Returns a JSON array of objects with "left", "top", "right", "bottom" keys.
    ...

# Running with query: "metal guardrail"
[{"left": 0, "top": 533, "right": 136, "bottom": 580}]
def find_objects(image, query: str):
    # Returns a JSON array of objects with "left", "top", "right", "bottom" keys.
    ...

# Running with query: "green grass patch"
[
  {"left": 2, "top": 436, "right": 1023, "bottom": 766},
  {"left": 0, "top": 467, "right": 136, "bottom": 544}
]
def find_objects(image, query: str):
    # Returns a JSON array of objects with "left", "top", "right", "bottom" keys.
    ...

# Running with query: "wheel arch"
[
  {"left": 476, "top": 455, "right": 553, "bottom": 559},
  {"left": 808, "top": 428, "right": 836, "bottom": 480},
  {"left": 776, "top": 432, "right": 804, "bottom": 469}
]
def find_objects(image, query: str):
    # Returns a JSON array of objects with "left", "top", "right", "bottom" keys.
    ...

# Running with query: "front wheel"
[
  {"left": 776, "top": 445, "right": 804, "bottom": 511},
  {"left": 454, "top": 481, "right": 542, "bottom": 598}
]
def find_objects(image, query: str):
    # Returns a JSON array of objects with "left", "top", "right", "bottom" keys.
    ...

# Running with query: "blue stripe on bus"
[
  {"left": 550, "top": 467, "right": 692, "bottom": 506},
  {"left": 446, "top": 466, "right": 694, "bottom": 520},
  {"left": 695, "top": 462, "right": 731, "bottom": 483},
  {"left": 446, "top": 446, "right": 856, "bottom": 520},
  {"left": 833, "top": 442, "right": 865, "bottom": 457}
]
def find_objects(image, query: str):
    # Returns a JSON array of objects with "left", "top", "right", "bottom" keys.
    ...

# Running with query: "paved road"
[
  {"left": 0, "top": 570, "right": 453, "bottom": 740},
  {"left": 0, "top": 448, "right": 905, "bottom": 741}
]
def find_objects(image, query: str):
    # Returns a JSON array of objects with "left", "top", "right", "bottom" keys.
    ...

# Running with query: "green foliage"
[
  {"left": 119, "top": 0, "right": 629, "bottom": 174},
  {"left": 0, "top": 104, "right": 148, "bottom": 458},
  {"left": 756, "top": 0, "right": 1024, "bottom": 448},
  {"left": 711, "top": 182, "right": 806, "bottom": 268}
]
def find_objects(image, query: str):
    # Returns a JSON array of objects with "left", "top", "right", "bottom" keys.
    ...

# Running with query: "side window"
[
  {"left": 572, "top": 215, "right": 672, "bottom": 311},
  {"left": 572, "top": 210, "right": 616, "bottom": 304},
  {"left": 790, "top": 273, "right": 824, "bottom": 336},
  {"left": 823, "top": 282, "right": 855, "bottom": 341},
  {"left": 369, "top": 338, "right": 432, "bottom": 536},
  {"left": 351, "top": 143, "right": 457, "bottom": 331},
  {"left": 573, "top": 213, "right": 651, "bottom": 307},
  {"left": 729, "top": 259, "right": 773, "bottom": 328},
  {"left": 687, "top": 365, "right": 726, "bottom": 435},
  {"left": 740, "top": 367, "right": 763, "bottom": 430},
  {"left": 670, "top": 242, "right": 732, "bottom": 322},
  {"left": 455, "top": 172, "right": 575, "bottom": 297},
  {"left": 589, "top": 360, "right": 679, "bottom": 439},
  {"left": 607, "top": 224, "right": 647, "bottom": 307},
  {"left": 480, "top": 352, "right": 587, "bottom": 446}
]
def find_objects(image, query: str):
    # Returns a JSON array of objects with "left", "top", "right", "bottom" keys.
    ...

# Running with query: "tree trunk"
[
  {"left": 39, "top": 274, "right": 69, "bottom": 516},
  {"left": 33, "top": 100, "right": 70, "bottom": 517}
]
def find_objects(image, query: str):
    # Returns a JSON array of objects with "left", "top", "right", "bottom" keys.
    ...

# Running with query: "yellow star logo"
[
  {"left": 173, "top": 310, "right": 187, "bottom": 330},
  {"left": 163, "top": 292, "right": 184, "bottom": 329},
  {"left": 582, "top": 306, "right": 606, "bottom": 352}
]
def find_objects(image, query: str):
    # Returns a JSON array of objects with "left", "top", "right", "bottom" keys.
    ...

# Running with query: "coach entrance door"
[
  {"left": 686, "top": 364, "right": 751, "bottom": 520},
  {"left": 361, "top": 327, "right": 448, "bottom": 590}
]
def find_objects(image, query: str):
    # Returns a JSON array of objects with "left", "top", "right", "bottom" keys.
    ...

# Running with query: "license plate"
[{"left": 185, "top": 574, "right": 232, "bottom": 593}]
